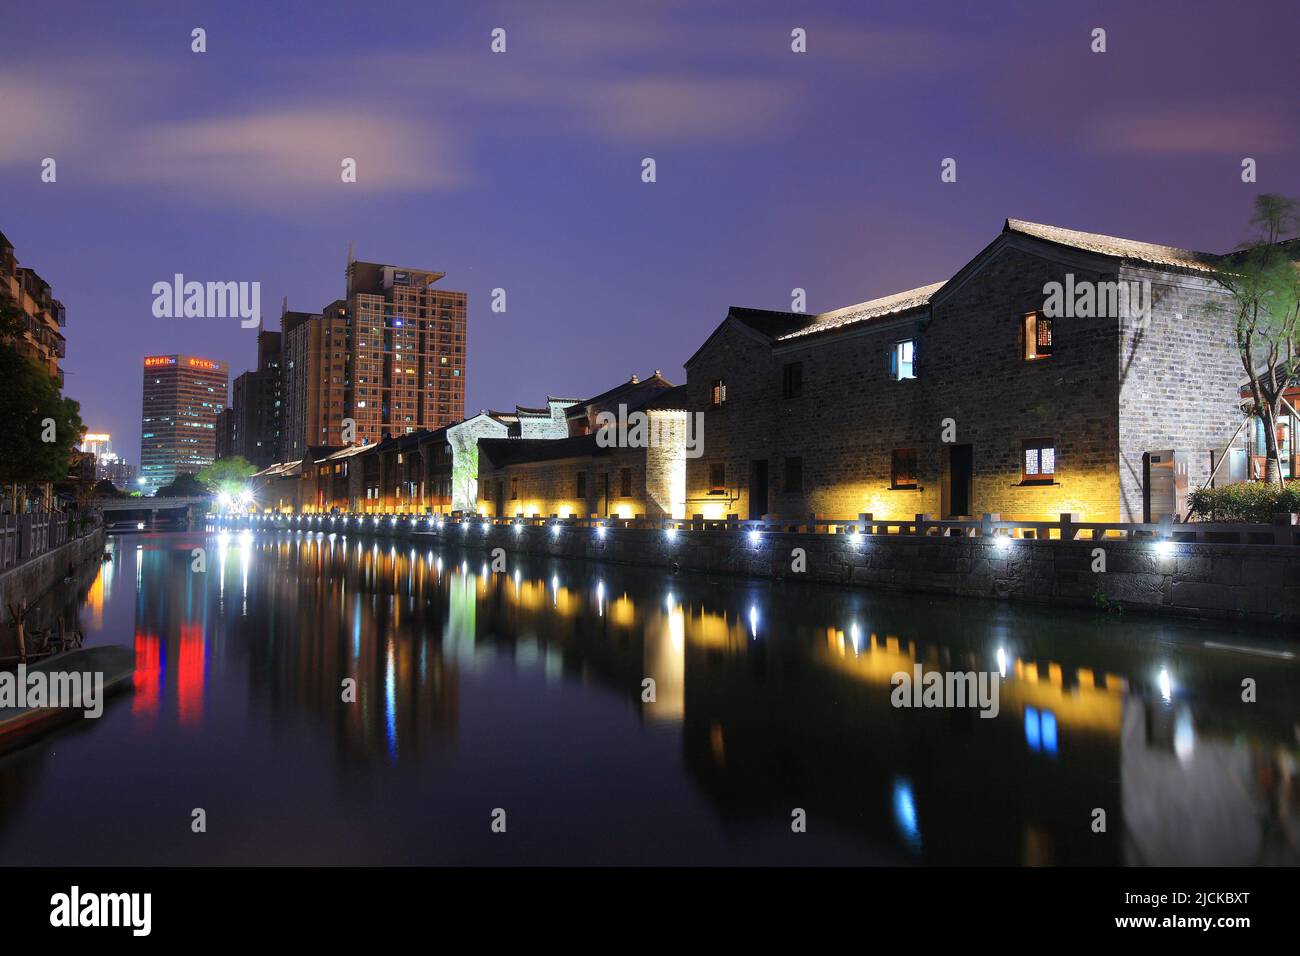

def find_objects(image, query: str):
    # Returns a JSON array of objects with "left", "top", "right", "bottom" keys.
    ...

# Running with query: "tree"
[
  {"left": 155, "top": 472, "right": 207, "bottom": 498},
  {"left": 1209, "top": 195, "right": 1300, "bottom": 488},
  {"left": 0, "top": 288, "right": 85, "bottom": 510},
  {"left": 93, "top": 478, "right": 124, "bottom": 498},
  {"left": 196, "top": 456, "right": 257, "bottom": 497}
]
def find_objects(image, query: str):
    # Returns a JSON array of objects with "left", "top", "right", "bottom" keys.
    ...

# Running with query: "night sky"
[{"left": 2, "top": 0, "right": 1296, "bottom": 461}]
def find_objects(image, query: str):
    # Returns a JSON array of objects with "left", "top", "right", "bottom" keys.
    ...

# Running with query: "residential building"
[
  {"left": 226, "top": 330, "right": 283, "bottom": 467},
  {"left": 0, "top": 230, "right": 66, "bottom": 385},
  {"left": 346, "top": 260, "right": 467, "bottom": 442},
  {"left": 279, "top": 257, "right": 469, "bottom": 457},
  {"left": 281, "top": 308, "right": 327, "bottom": 458}
]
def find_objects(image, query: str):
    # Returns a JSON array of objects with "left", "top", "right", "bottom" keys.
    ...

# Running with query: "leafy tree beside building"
[
  {"left": 0, "top": 286, "right": 85, "bottom": 512},
  {"left": 1209, "top": 194, "right": 1300, "bottom": 488}
]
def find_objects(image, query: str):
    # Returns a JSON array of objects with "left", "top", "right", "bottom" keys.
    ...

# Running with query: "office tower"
[{"left": 139, "top": 354, "right": 228, "bottom": 494}]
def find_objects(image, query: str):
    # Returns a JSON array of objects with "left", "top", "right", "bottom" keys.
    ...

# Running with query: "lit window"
[
  {"left": 711, "top": 379, "right": 727, "bottom": 407},
  {"left": 1022, "top": 439, "right": 1056, "bottom": 482},
  {"left": 1023, "top": 313, "right": 1052, "bottom": 360},
  {"left": 709, "top": 462, "right": 726, "bottom": 495},
  {"left": 890, "top": 340, "right": 916, "bottom": 380},
  {"left": 891, "top": 448, "right": 918, "bottom": 489}
]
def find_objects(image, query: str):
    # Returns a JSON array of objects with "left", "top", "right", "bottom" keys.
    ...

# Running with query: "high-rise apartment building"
[
  {"left": 225, "top": 329, "right": 283, "bottom": 468},
  {"left": 280, "top": 258, "right": 467, "bottom": 457},
  {"left": 139, "top": 354, "right": 228, "bottom": 494},
  {"left": 1, "top": 229, "right": 67, "bottom": 385},
  {"left": 346, "top": 261, "right": 467, "bottom": 444},
  {"left": 282, "top": 308, "right": 329, "bottom": 458}
]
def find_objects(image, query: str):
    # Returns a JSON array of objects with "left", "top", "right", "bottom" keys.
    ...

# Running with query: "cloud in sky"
[
  {"left": 103, "top": 107, "right": 467, "bottom": 195},
  {"left": 1086, "top": 108, "right": 1297, "bottom": 154},
  {"left": 0, "top": 14, "right": 971, "bottom": 202}
]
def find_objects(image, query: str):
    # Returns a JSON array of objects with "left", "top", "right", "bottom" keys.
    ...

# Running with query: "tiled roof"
[
  {"left": 643, "top": 385, "right": 691, "bottom": 410},
  {"left": 728, "top": 307, "right": 811, "bottom": 340},
  {"left": 1005, "top": 218, "right": 1221, "bottom": 273},
  {"left": 572, "top": 373, "right": 675, "bottom": 412},
  {"left": 322, "top": 442, "right": 376, "bottom": 461},
  {"left": 479, "top": 434, "right": 605, "bottom": 468},
  {"left": 775, "top": 282, "right": 944, "bottom": 342}
]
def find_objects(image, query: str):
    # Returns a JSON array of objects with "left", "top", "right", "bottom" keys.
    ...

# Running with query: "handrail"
[{"left": 211, "top": 509, "right": 1300, "bottom": 546}]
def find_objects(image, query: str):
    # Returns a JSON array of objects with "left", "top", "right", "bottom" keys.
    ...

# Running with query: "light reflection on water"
[{"left": 0, "top": 528, "right": 1297, "bottom": 866}]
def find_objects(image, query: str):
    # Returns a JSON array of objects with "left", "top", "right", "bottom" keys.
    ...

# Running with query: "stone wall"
[
  {"left": 479, "top": 446, "right": 650, "bottom": 519},
  {"left": 0, "top": 527, "right": 106, "bottom": 614},
  {"left": 1116, "top": 265, "right": 1242, "bottom": 522},
  {"left": 334, "top": 522, "right": 1297, "bottom": 626},
  {"left": 926, "top": 241, "right": 1123, "bottom": 521},
  {"left": 644, "top": 410, "right": 688, "bottom": 518},
  {"left": 679, "top": 236, "right": 1240, "bottom": 527},
  {"left": 446, "top": 414, "right": 508, "bottom": 512}
]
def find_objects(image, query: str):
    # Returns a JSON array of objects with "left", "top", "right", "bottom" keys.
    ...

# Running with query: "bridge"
[{"left": 95, "top": 496, "right": 210, "bottom": 513}]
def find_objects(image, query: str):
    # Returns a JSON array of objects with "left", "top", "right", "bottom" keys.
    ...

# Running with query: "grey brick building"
[{"left": 681, "top": 219, "right": 1242, "bottom": 523}]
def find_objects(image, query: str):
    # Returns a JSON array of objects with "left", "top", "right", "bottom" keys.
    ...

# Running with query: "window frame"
[
  {"left": 708, "top": 462, "right": 726, "bottom": 496},
  {"left": 782, "top": 361, "right": 804, "bottom": 399},
  {"left": 783, "top": 456, "right": 803, "bottom": 494},
  {"left": 1021, "top": 438, "right": 1056, "bottom": 484},
  {"left": 890, "top": 448, "right": 919, "bottom": 490},
  {"left": 619, "top": 467, "right": 632, "bottom": 498},
  {"left": 1023, "top": 312, "right": 1053, "bottom": 361},
  {"left": 890, "top": 340, "right": 916, "bottom": 381}
]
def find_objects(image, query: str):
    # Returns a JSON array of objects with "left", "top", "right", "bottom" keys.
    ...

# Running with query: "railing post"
[
  {"left": 1060, "top": 512, "right": 1081, "bottom": 541},
  {"left": 915, "top": 513, "right": 931, "bottom": 537},
  {"left": 981, "top": 513, "right": 999, "bottom": 538},
  {"left": 858, "top": 513, "right": 872, "bottom": 535},
  {"left": 1272, "top": 513, "right": 1298, "bottom": 546}
]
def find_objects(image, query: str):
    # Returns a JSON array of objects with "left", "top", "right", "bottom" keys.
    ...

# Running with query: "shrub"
[{"left": 1186, "top": 482, "right": 1300, "bottom": 523}]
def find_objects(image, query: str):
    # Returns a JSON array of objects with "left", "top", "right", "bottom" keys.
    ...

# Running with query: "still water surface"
[{"left": 1, "top": 529, "right": 1297, "bottom": 865}]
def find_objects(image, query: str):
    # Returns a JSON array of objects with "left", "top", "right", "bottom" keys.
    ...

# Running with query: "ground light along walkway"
[{"left": 209, "top": 511, "right": 1300, "bottom": 626}]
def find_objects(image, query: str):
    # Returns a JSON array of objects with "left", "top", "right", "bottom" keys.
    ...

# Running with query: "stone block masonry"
[
  {"left": 272, "top": 520, "right": 1300, "bottom": 628},
  {"left": 0, "top": 528, "right": 106, "bottom": 616}
]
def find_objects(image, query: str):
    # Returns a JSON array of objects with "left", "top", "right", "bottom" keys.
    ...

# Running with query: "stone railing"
[
  {"left": 212, "top": 509, "right": 1300, "bottom": 547},
  {"left": 0, "top": 510, "right": 101, "bottom": 572}
]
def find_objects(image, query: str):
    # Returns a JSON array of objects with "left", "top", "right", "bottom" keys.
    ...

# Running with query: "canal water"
[{"left": 1, "top": 528, "right": 1297, "bottom": 865}]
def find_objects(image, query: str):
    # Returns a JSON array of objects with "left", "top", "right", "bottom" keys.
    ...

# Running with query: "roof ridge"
[{"left": 1004, "top": 218, "right": 1220, "bottom": 271}]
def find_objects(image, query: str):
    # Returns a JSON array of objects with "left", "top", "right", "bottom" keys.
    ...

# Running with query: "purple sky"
[{"left": 2, "top": 0, "right": 1297, "bottom": 462}]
